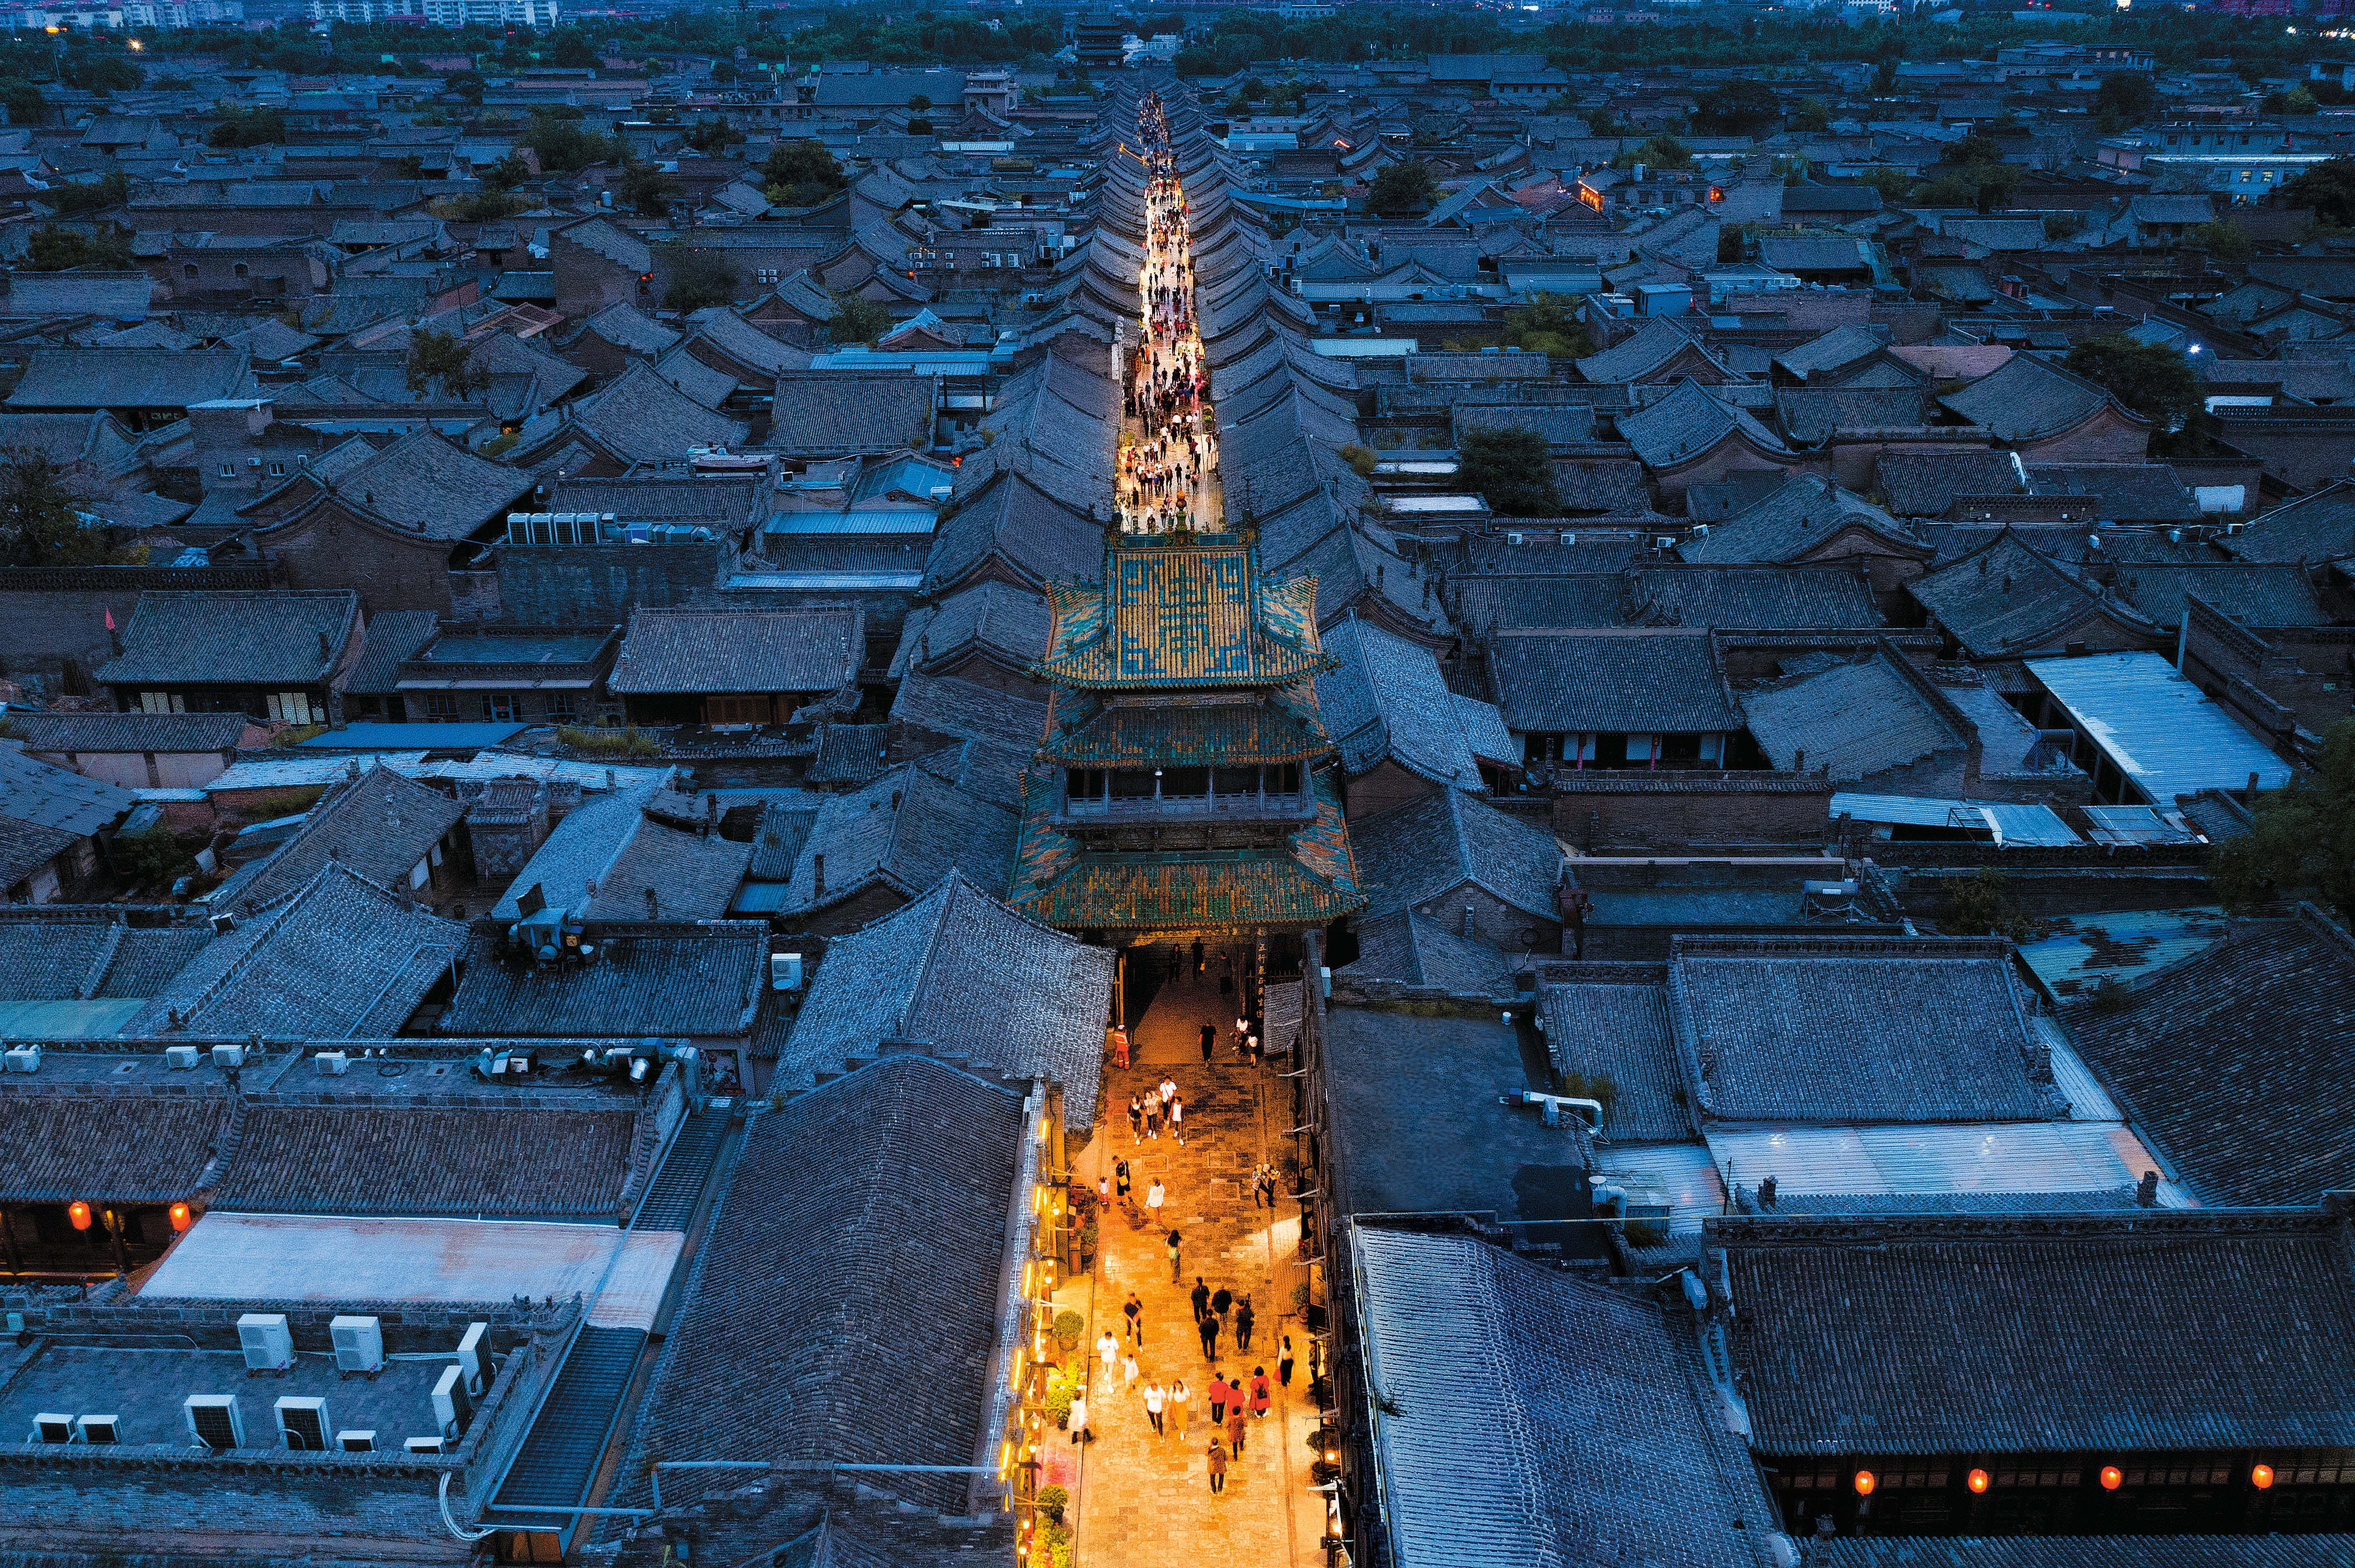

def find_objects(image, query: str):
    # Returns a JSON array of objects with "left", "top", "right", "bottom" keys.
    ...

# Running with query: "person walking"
[
  {"left": 1127, "top": 1095, "right": 1144, "bottom": 1140},
  {"left": 1197, "top": 1023, "right": 1215, "bottom": 1061},
  {"left": 1143, "top": 1095, "right": 1161, "bottom": 1140},
  {"left": 1166, "top": 1228, "right": 1182, "bottom": 1283},
  {"left": 1159, "top": 1076, "right": 1177, "bottom": 1110},
  {"left": 1249, "top": 1367, "right": 1272, "bottom": 1417},
  {"left": 1144, "top": 1379, "right": 1166, "bottom": 1435},
  {"left": 1116, "top": 1159, "right": 1132, "bottom": 1202},
  {"left": 1226, "top": 1404, "right": 1247, "bottom": 1456},
  {"left": 1190, "top": 939, "right": 1203, "bottom": 979},
  {"left": 1235, "top": 1294, "right": 1255, "bottom": 1350},
  {"left": 1190, "top": 1278, "right": 1210, "bottom": 1322},
  {"left": 1198, "top": 1311, "right": 1219, "bottom": 1359},
  {"left": 1169, "top": 1094, "right": 1186, "bottom": 1146},
  {"left": 1278, "top": 1335, "right": 1295, "bottom": 1389},
  {"left": 1206, "top": 1438, "right": 1228, "bottom": 1495},
  {"left": 1097, "top": 1173, "right": 1111, "bottom": 1208},
  {"left": 1146, "top": 1178, "right": 1166, "bottom": 1223},
  {"left": 1070, "top": 1387, "right": 1093, "bottom": 1445},
  {"left": 1171, "top": 1375, "right": 1191, "bottom": 1436},
  {"left": 1111, "top": 1025, "right": 1130, "bottom": 1069},
  {"left": 1123, "top": 1292, "right": 1143, "bottom": 1343},
  {"left": 1211, "top": 1285, "right": 1233, "bottom": 1323},
  {"left": 1207, "top": 1374, "right": 1230, "bottom": 1424},
  {"left": 1098, "top": 1330, "right": 1118, "bottom": 1383},
  {"left": 1123, "top": 1350, "right": 1139, "bottom": 1392}
]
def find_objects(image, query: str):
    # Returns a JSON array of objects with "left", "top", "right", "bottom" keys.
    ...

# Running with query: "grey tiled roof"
[
  {"left": 1771, "top": 323, "right": 1890, "bottom": 381},
  {"left": 780, "top": 764, "right": 1019, "bottom": 914},
  {"left": 780, "top": 872, "right": 1113, "bottom": 1128},
  {"left": 1353, "top": 787, "right": 1565, "bottom": 927},
  {"left": 91, "top": 925, "right": 214, "bottom": 997},
  {"left": 1315, "top": 616, "right": 1487, "bottom": 789},
  {"left": 1491, "top": 631, "right": 1742, "bottom": 734},
  {"left": 922, "top": 470, "right": 1105, "bottom": 595},
  {"left": 1876, "top": 450, "right": 2027, "bottom": 518},
  {"left": 2226, "top": 481, "right": 2355, "bottom": 566},
  {"left": 1740, "top": 651, "right": 1963, "bottom": 781},
  {"left": 131, "top": 864, "right": 466, "bottom": 1038},
  {"left": 223, "top": 764, "right": 466, "bottom": 915},
  {"left": 339, "top": 609, "right": 441, "bottom": 696},
  {"left": 1670, "top": 935, "right": 2063, "bottom": 1125},
  {"left": 439, "top": 922, "right": 767, "bottom": 1038},
  {"left": 609, "top": 606, "right": 861, "bottom": 695},
  {"left": 0, "top": 917, "right": 139, "bottom": 1001},
  {"left": 768, "top": 375, "right": 935, "bottom": 455},
  {"left": 2027, "top": 462, "right": 2198, "bottom": 524},
  {"left": 2105, "top": 562, "right": 2329, "bottom": 630},
  {"left": 1823, "top": 1538, "right": 2355, "bottom": 1567},
  {"left": 0, "top": 747, "right": 141, "bottom": 838},
  {"left": 94, "top": 590, "right": 361, "bottom": 689},
  {"left": 1680, "top": 474, "right": 1918, "bottom": 564},
  {"left": 891, "top": 581, "right": 1051, "bottom": 676},
  {"left": 11, "top": 711, "right": 249, "bottom": 755},
  {"left": 2069, "top": 905, "right": 2355, "bottom": 1207},
  {"left": 1634, "top": 564, "right": 1885, "bottom": 630},
  {"left": 1937, "top": 353, "right": 2133, "bottom": 443},
  {"left": 1574, "top": 319, "right": 1721, "bottom": 385},
  {"left": 1906, "top": 530, "right": 2159, "bottom": 658},
  {"left": 573, "top": 361, "right": 748, "bottom": 465},
  {"left": 1340, "top": 908, "right": 1514, "bottom": 993},
  {"left": 0, "top": 1087, "right": 233, "bottom": 1202},
  {"left": 1539, "top": 968, "right": 1688, "bottom": 1141},
  {"left": 1718, "top": 1208, "right": 2355, "bottom": 1456},
  {"left": 1353, "top": 1227, "right": 1779, "bottom": 1568},
  {"left": 326, "top": 429, "right": 534, "bottom": 540},
  {"left": 1616, "top": 377, "right": 1793, "bottom": 469},
  {"left": 613, "top": 1055, "right": 1028, "bottom": 1518},
  {"left": 5, "top": 347, "right": 255, "bottom": 410},
  {"left": 212, "top": 1097, "right": 645, "bottom": 1220},
  {"left": 1775, "top": 385, "right": 1930, "bottom": 445}
]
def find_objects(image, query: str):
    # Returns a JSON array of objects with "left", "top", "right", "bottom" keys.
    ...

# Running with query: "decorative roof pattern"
[
  {"left": 1040, "top": 693, "right": 1330, "bottom": 768},
  {"left": 1036, "top": 536, "right": 1326, "bottom": 689}
]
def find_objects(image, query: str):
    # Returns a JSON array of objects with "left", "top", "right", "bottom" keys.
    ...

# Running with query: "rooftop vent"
[
  {"left": 28, "top": 1413, "right": 72, "bottom": 1444},
  {"left": 74, "top": 1414, "right": 119, "bottom": 1445},
  {"left": 337, "top": 1430, "right": 377, "bottom": 1452},
  {"left": 2, "top": 1045, "right": 39, "bottom": 1074},
  {"left": 456, "top": 1321, "right": 490, "bottom": 1395},
  {"left": 432, "top": 1364, "right": 474, "bottom": 1441}
]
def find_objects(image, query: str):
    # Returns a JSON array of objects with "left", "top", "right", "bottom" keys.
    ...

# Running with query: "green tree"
[
  {"left": 24, "top": 227, "right": 131, "bottom": 270},
  {"left": 208, "top": 107, "right": 286, "bottom": 147},
  {"left": 2279, "top": 157, "right": 2355, "bottom": 226},
  {"left": 1366, "top": 158, "right": 1438, "bottom": 216},
  {"left": 442, "top": 189, "right": 529, "bottom": 222},
  {"left": 404, "top": 328, "right": 488, "bottom": 398},
  {"left": 1612, "top": 134, "right": 1691, "bottom": 170},
  {"left": 2063, "top": 334, "right": 2201, "bottom": 434},
  {"left": 711, "top": 60, "right": 737, "bottom": 84},
  {"left": 2211, "top": 719, "right": 2355, "bottom": 918},
  {"left": 2093, "top": 70, "right": 2157, "bottom": 126},
  {"left": 1692, "top": 78, "right": 1778, "bottom": 136},
  {"left": 1499, "top": 292, "right": 1592, "bottom": 358},
  {"left": 522, "top": 109, "right": 615, "bottom": 174},
  {"left": 43, "top": 170, "right": 127, "bottom": 216},
  {"left": 445, "top": 70, "right": 487, "bottom": 105},
  {"left": 686, "top": 117, "right": 744, "bottom": 153},
  {"left": 482, "top": 152, "right": 533, "bottom": 192},
  {"left": 618, "top": 159, "right": 680, "bottom": 216},
  {"left": 759, "top": 138, "right": 844, "bottom": 191},
  {"left": 1857, "top": 165, "right": 1917, "bottom": 202},
  {"left": 1585, "top": 106, "right": 1624, "bottom": 138},
  {"left": 111, "top": 825, "right": 191, "bottom": 892},
  {"left": 2261, "top": 85, "right": 2318, "bottom": 116},
  {"left": 828, "top": 288, "right": 891, "bottom": 345},
  {"left": 0, "top": 79, "right": 43, "bottom": 126},
  {"left": 2187, "top": 218, "right": 2254, "bottom": 263},
  {"left": 1457, "top": 425, "right": 1558, "bottom": 518},
  {"left": 661, "top": 242, "right": 739, "bottom": 312},
  {"left": 0, "top": 446, "right": 120, "bottom": 566},
  {"left": 1788, "top": 96, "right": 1833, "bottom": 134},
  {"left": 907, "top": 92, "right": 931, "bottom": 112}
]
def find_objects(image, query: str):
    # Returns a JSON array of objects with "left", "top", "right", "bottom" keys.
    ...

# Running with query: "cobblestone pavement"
[{"left": 1058, "top": 961, "right": 1325, "bottom": 1568}]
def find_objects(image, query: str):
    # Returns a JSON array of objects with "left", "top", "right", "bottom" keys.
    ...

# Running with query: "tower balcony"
[{"left": 1052, "top": 764, "right": 1317, "bottom": 829}]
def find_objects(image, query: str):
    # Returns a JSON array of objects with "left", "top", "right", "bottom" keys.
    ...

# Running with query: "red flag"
[{"left": 104, "top": 608, "right": 114, "bottom": 631}]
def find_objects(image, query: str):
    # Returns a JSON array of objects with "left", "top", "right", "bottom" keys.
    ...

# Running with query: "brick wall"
[
  {"left": 1390, "top": 876, "right": 1563, "bottom": 954},
  {"left": 2180, "top": 597, "right": 2355, "bottom": 744},
  {"left": 1341, "top": 757, "right": 1444, "bottom": 820},
  {"left": 0, "top": 566, "right": 275, "bottom": 682},
  {"left": 2017, "top": 405, "right": 2152, "bottom": 465},
  {"left": 259, "top": 503, "right": 457, "bottom": 615},
  {"left": 497, "top": 542, "right": 723, "bottom": 625},
  {"left": 1551, "top": 770, "right": 1835, "bottom": 852}
]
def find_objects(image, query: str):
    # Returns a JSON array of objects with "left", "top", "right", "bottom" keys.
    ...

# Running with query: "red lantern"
[
  {"left": 2253, "top": 1464, "right": 2276, "bottom": 1490},
  {"left": 1853, "top": 1470, "right": 1876, "bottom": 1496},
  {"left": 168, "top": 1202, "right": 193, "bottom": 1233},
  {"left": 2100, "top": 1466, "right": 2123, "bottom": 1491},
  {"left": 1968, "top": 1469, "right": 1990, "bottom": 1494},
  {"left": 67, "top": 1200, "right": 92, "bottom": 1232}
]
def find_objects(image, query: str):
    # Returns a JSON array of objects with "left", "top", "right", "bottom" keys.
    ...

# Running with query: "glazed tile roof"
[
  {"left": 1717, "top": 1208, "right": 2355, "bottom": 1457},
  {"left": 1039, "top": 690, "right": 1330, "bottom": 767},
  {"left": 1011, "top": 766, "right": 1363, "bottom": 934},
  {"left": 2069, "top": 905, "right": 2355, "bottom": 1207},
  {"left": 1036, "top": 536, "right": 1327, "bottom": 690}
]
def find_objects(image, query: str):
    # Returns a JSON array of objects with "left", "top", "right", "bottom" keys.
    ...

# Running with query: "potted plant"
[
  {"left": 1035, "top": 1483, "right": 1069, "bottom": 1525},
  {"left": 1052, "top": 1309, "right": 1085, "bottom": 1353}
]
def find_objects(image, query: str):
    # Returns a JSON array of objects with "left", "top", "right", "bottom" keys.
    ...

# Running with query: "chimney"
[
  {"left": 2136, "top": 1170, "right": 2159, "bottom": 1207},
  {"left": 1462, "top": 904, "right": 1475, "bottom": 940},
  {"left": 317, "top": 630, "right": 332, "bottom": 662},
  {"left": 1757, "top": 1175, "right": 1778, "bottom": 1211},
  {"left": 813, "top": 853, "right": 825, "bottom": 898},
  {"left": 643, "top": 887, "right": 659, "bottom": 919}
]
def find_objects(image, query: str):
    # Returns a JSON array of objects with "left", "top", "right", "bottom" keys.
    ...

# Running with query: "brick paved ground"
[{"left": 1057, "top": 958, "right": 1325, "bottom": 1568}]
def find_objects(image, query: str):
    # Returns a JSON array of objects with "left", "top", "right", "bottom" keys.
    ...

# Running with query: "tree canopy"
[
  {"left": 760, "top": 139, "right": 848, "bottom": 207},
  {"left": 1692, "top": 78, "right": 1779, "bottom": 136},
  {"left": 1367, "top": 158, "right": 1439, "bottom": 216},
  {"left": 828, "top": 289, "right": 893, "bottom": 346},
  {"left": 1457, "top": 426, "right": 1559, "bottom": 519},
  {"left": 24, "top": 227, "right": 131, "bottom": 271},
  {"left": 2279, "top": 157, "right": 2355, "bottom": 228},
  {"left": 1500, "top": 294, "right": 1593, "bottom": 358},
  {"left": 2063, "top": 334, "right": 2202, "bottom": 435},
  {"left": 208, "top": 107, "right": 286, "bottom": 148},
  {"left": 2211, "top": 719, "right": 2355, "bottom": 920},
  {"left": 0, "top": 447, "right": 131, "bottom": 566},
  {"left": 661, "top": 243, "right": 740, "bottom": 313},
  {"left": 404, "top": 330, "right": 487, "bottom": 399}
]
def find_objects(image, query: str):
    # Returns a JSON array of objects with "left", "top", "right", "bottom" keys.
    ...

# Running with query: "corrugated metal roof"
[
  {"left": 2018, "top": 906, "right": 2232, "bottom": 1000},
  {"left": 2038, "top": 1020, "right": 2122, "bottom": 1122},
  {"left": 1704, "top": 1122, "right": 2162, "bottom": 1198},
  {"left": 204, "top": 753, "right": 674, "bottom": 793},
  {"left": 296, "top": 722, "right": 528, "bottom": 749},
  {"left": 761, "top": 509, "right": 937, "bottom": 535},
  {"left": 1976, "top": 801, "right": 2081, "bottom": 847},
  {"left": 724, "top": 571, "right": 926, "bottom": 589},
  {"left": 145, "top": 1213, "right": 625, "bottom": 1300},
  {"left": 1827, "top": 792, "right": 2078, "bottom": 846},
  {"left": 2028, "top": 652, "right": 2292, "bottom": 805},
  {"left": 1592, "top": 1141, "right": 1725, "bottom": 1234}
]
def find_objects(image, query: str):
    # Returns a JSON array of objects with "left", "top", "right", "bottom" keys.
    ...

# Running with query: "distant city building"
[
  {"left": 116, "top": 0, "right": 241, "bottom": 25},
  {"left": 306, "top": 0, "right": 555, "bottom": 23}
]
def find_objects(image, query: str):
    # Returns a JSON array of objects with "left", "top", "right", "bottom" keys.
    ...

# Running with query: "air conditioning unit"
[
  {"left": 28, "top": 1413, "right": 73, "bottom": 1443},
  {"left": 330, "top": 1315, "right": 384, "bottom": 1376},
  {"left": 211, "top": 1043, "right": 246, "bottom": 1070},
  {"left": 184, "top": 1394, "right": 243, "bottom": 1451},
  {"left": 336, "top": 1430, "right": 378, "bottom": 1452},
  {"left": 314, "top": 1051, "right": 349, "bottom": 1076},
  {"left": 1506, "top": 532, "right": 1524, "bottom": 545},
  {"left": 73, "top": 1414, "right": 119, "bottom": 1445},
  {"left": 405, "top": 1435, "right": 446, "bottom": 1454},
  {"left": 1691, "top": 523, "right": 1709, "bottom": 536},
  {"left": 210, "top": 913, "right": 237, "bottom": 936},
  {"left": 3, "top": 1045, "right": 39, "bottom": 1074},
  {"left": 432, "top": 1364, "right": 474, "bottom": 1441},
  {"left": 275, "top": 1396, "right": 328, "bottom": 1452},
  {"left": 164, "top": 1045, "right": 200, "bottom": 1070},
  {"left": 455, "top": 1321, "right": 489, "bottom": 1395},
  {"left": 1655, "top": 536, "right": 1676, "bottom": 550},
  {"left": 770, "top": 952, "right": 803, "bottom": 991},
  {"left": 238, "top": 1313, "right": 293, "bottom": 1372}
]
